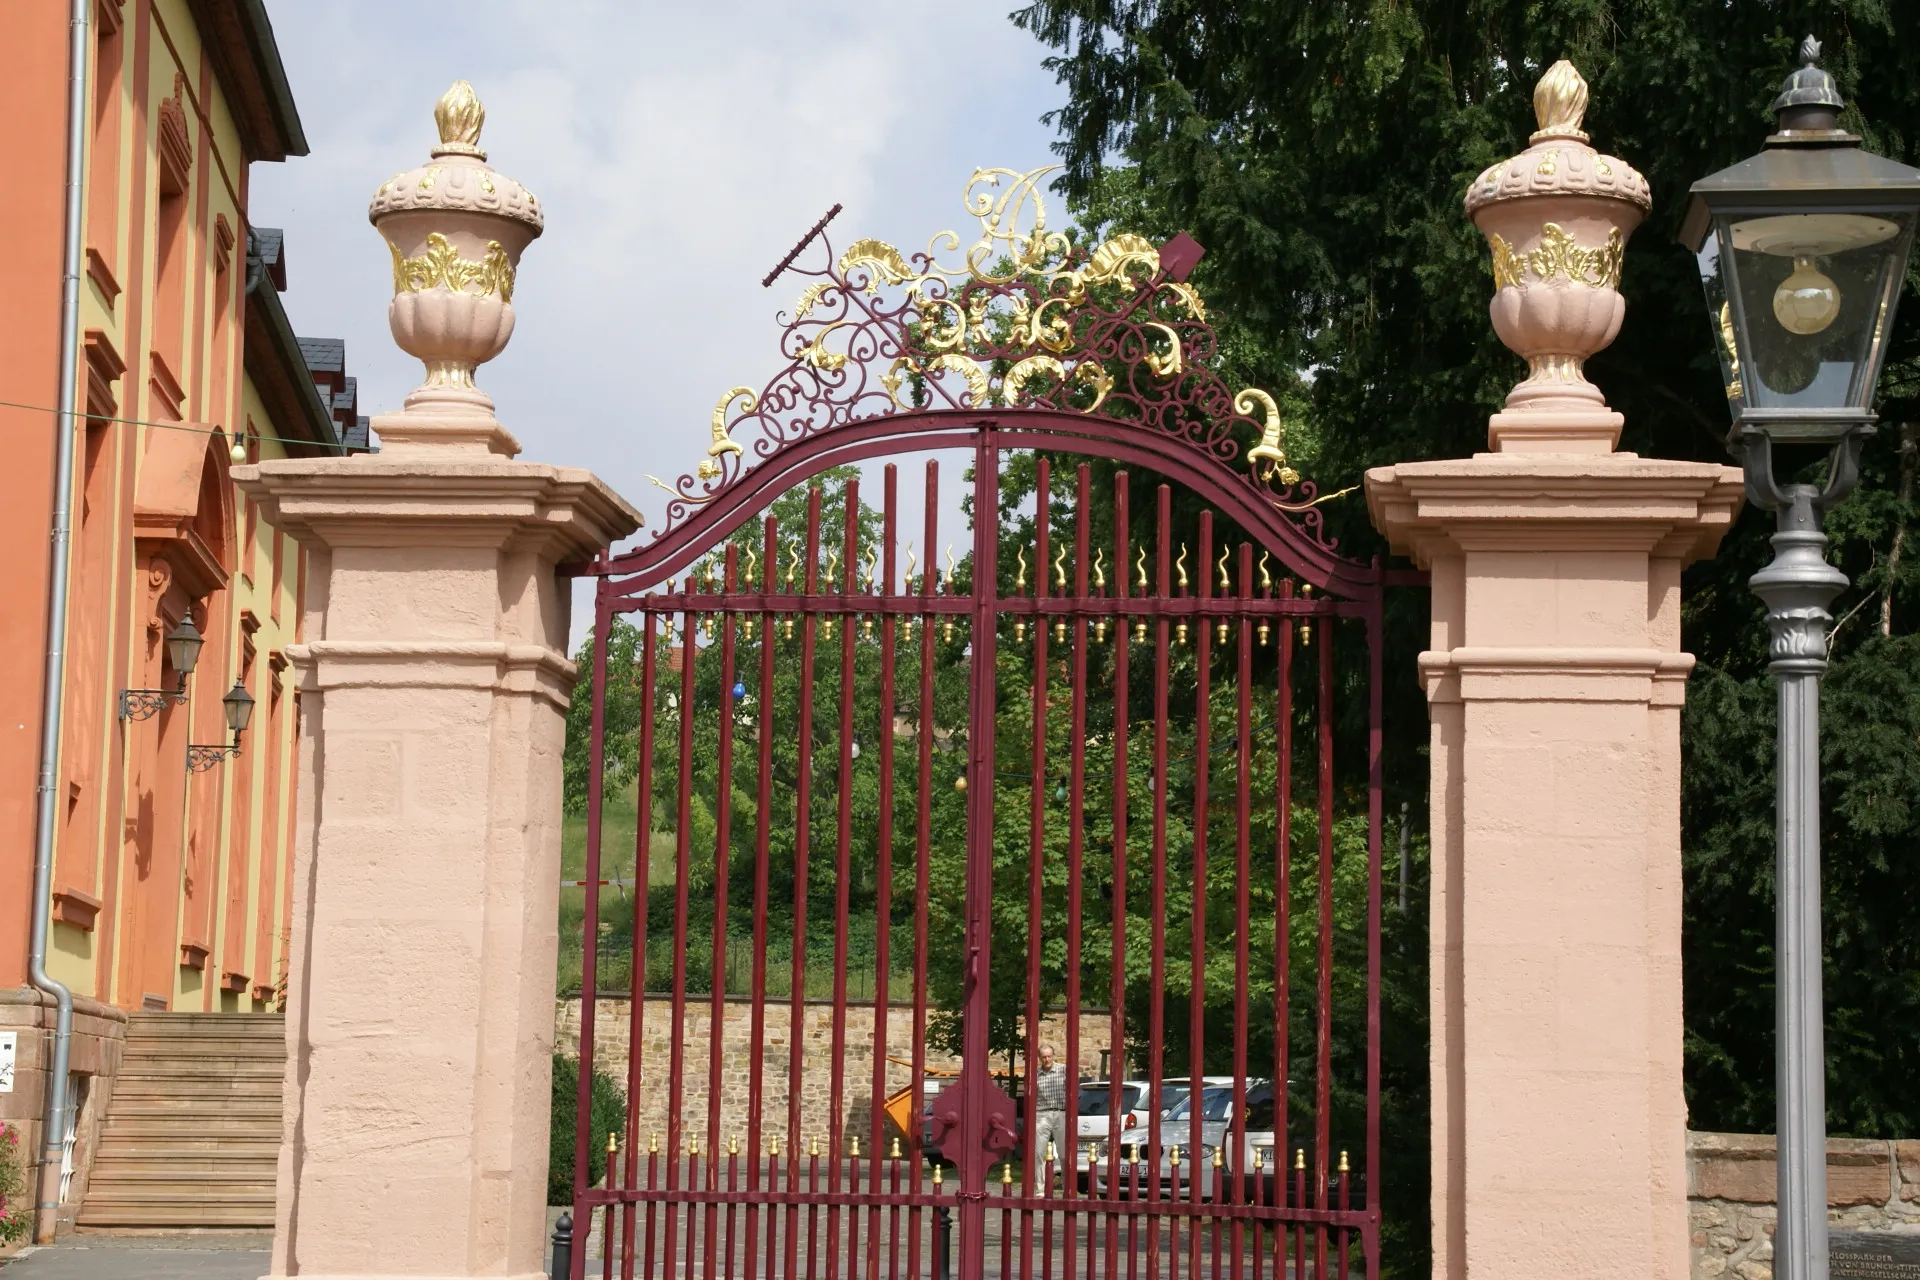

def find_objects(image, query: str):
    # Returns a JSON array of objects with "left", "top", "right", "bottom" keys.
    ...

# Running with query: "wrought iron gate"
[{"left": 573, "top": 169, "right": 1389, "bottom": 1280}]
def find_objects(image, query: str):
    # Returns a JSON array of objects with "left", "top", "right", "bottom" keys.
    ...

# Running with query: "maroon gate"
[{"left": 573, "top": 169, "right": 1388, "bottom": 1280}]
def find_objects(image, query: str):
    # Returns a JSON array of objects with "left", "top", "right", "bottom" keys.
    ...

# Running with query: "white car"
[{"left": 1070, "top": 1080, "right": 1152, "bottom": 1182}]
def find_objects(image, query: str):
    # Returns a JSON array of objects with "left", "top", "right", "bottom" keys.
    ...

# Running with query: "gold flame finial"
[
  {"left": 433, "top": 80, "right": 487, "bottom": 157},
  {"left": 1530, "top": 60, "right": 1590, "bottom": 144}
]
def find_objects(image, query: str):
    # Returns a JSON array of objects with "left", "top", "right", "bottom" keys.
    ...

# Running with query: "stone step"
[
  {"left": 76, "top": 1194, "right": 276, "bottom": 1228},
  {"left": 101, "top": 1100, "right": 283, "bottom": 1124},
  {"left": 125, "top": 1012, "right": 285, "bottom": 1031},
  {"left": 111, "top": 1072, "right": 284, "bottom": 1095},
  {"left": 91, "top": 1163, "right": 276, "bottom": 1183},
  {"left": 92, "top": 1143, "right": 277, "bottom": 1167},
  {"left": 120, "top": 1043, "right": 288, "bottom": 1065}
]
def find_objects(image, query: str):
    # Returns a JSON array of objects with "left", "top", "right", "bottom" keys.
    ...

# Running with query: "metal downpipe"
[{"left": 27, "top": 0, "right": 92, "bottom": 1243}]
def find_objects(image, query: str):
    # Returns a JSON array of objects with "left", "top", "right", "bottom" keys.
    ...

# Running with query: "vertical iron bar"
[
  {"left": 1189, "top": 512, "right": 1212, "bottom": 1280},
  {"left": 662, "top": 585, "right": 699, "bottom": 1280},
  {"left": 624, "top": 608, "right": 658, "bottom": 1280},
  {"left": 829, "top": 478, "right": 862, "bottom": 1280},
  {"left": 911, "top": 460, "right": 938, "bottom": 1280},
  {"left": 574, "top": 594, "right": 613, "bottom": 1280},
  {"left": 1365, "top": 574, "right": 1384, "bottom": 1280},
  {"left": 1107, "top": 472, "right": 1131, "bottom": 1279},
  {"left": 871, "top": 466, "right": 899, "bottom": 1280},
  {"left": 1232, "top": 544, "right": 1254, "bottom": 1280},
  {"left": 1146, "top": 485, "right": 1171, "bottom": 1280},
  {"left": 786, "top": 487, "right": 823, "bottom": 1280},
  {"left": 749, "top": 515, "right": 779, "bottom": 1280},
  {"left": 707, "top": 545, "right": 739, "bottom": 1280},
  {"left": 1314, "top": 617, "right": 1335, "bottom": 1278},
  {"left": 1024, "top": 456, "right": 1053, "bottom": 1280},
  {"left": 960, "top": 428, "right": 1003, "bottom": 1280},
  {"left": 1274, "top": 582, "right": 1293, "bottom": 1182},
  {"left": 1067, "top": 465, "right": 1091, "bottom": 1280}
]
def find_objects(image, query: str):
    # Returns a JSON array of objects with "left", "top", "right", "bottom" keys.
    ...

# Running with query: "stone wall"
[
  {"left": 556, "top": 997, "right": 1118, "bottom": 1147},
  {"left": 0, "top": 989, "right": 127, "bottom": 1248},
  {"left": 1689, "top": 1131, "right": 1920, "bottom": 1278}
]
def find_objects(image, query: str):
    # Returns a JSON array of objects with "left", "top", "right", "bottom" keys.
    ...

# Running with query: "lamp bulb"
[{"left": 1773, "top": 256, "right": 1841, "bottom": 335}]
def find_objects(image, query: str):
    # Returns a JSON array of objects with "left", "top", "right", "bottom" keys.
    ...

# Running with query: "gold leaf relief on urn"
[{"left": 388, "top": 232, "right": 517, "bottom": 302}]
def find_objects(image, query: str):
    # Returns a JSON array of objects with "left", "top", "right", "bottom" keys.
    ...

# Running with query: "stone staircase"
[{"left": 77, "top": 1012, "right": 284, "bottom": 1228}]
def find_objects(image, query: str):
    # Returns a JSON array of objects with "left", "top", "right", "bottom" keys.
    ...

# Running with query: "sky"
[{"left": 252, "top": 0, "right": 1070, "bottom": 647}]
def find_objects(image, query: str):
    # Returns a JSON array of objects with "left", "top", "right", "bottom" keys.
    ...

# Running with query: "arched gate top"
[{"left": 615, "top": 167, "right": 1369, "bottom": 594}]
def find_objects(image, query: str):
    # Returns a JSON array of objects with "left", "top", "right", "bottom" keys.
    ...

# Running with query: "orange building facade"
[{"left": 0, "top": 0, "right": 367, "bottom": 1202}]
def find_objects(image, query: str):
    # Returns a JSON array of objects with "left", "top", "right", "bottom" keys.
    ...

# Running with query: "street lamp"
[
  {"left": 187, "top": 680, "right": 256, "bottom": 773},
  {"left": 118, "top": 613, "right": 205, "bottom": 720},
  {"left": 1680, "top": 36, "right": 1920, "bottom": 1280}
]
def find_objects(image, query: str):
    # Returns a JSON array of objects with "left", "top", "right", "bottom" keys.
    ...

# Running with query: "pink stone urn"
[
  {"left": 367, "top": 81, "right": 544, "bottom": 452},
  {"left": 1465, "top": 61, "right": 1651, "bottom": 452}
]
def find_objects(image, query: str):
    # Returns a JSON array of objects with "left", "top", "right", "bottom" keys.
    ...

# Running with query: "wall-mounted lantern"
[
  {"left": 186, "top": 681, "right": 256, "bottom": 773},
  {"left": 118, "top": 613, "right": 204, "bottom": 720}
]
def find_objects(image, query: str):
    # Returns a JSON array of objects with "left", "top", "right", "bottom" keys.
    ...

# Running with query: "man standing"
[{"left": 1031, "top": 1043, "right": 1070, "bottom": 1176}]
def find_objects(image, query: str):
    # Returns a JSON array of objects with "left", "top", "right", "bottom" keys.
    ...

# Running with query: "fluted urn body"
[
  {"left": 368, "top": 81, "right": 544, "bottom": 442},
  {"left": 1466, "top": 61, "right": 1651, "bottom": 451}
]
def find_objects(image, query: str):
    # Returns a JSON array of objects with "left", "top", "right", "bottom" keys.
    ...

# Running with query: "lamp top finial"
[
  {"left": 433, "top": 80, "right": 486, "bottom": 159},
  {"left": 1770, "top": 36, "right": 1845, "bottom": 116},
  {"left": 1530, "top": 60, "right": 1590, "bottom": 144}
]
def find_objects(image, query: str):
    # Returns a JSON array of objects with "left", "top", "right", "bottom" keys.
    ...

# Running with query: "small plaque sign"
[
  {"left": 0, "top": 1030, "right": 14, "bottom": 1093},
  {"left": 1832, "top": 1230, "right": 1920, "bottom": 1279}
]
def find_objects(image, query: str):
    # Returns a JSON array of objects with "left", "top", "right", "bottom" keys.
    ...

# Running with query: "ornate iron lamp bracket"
[
  {"left": 120, "top": 688, "right": 185, "bottom": 722},
  {"left": 186, "top": 743, "right": 237, "bottom": 774}
]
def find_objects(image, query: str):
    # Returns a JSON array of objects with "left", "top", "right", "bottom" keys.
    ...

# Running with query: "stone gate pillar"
[
  {"left": 1365, "top": 63, "right": 1744, "bottom": 1280},
  {"left": 236, "top": 82, "right": 640, "bottom": 1279}
]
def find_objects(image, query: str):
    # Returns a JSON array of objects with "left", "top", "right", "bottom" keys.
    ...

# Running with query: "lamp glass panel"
[
  {"left": 165, "top": 616, "right": 204, "bottom": 678},
  {"left": 1716, "top": 210, "right": 1914, "bottom": 413},
  {"left": 224, "top": 683, "right": 255, "bottom": 733},
  {"left": 1694, "top": 237, "right": 1744, "bottom": 413}
]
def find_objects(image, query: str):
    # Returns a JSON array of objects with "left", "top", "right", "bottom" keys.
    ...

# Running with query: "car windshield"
[
  {"left": 1166, "top": 1086, "right": 1232, "bottom": 1121},
  {"left": 1077, "top": 1086, "right": 1144, "bottom": 1116}
]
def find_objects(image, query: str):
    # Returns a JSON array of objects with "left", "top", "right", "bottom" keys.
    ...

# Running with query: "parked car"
[
  {"left": 1151, "top": 1075, "right": 1238, "bottom": 1118},
  {"left": 1070, "top": 1081, "right": 1152, "bottom": 1184},
  {"left": 1089, "top": 1083, "right": 1307, "bottom": 1201}
]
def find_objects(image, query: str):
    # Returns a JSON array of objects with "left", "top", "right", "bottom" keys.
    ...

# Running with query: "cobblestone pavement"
[{"left": 0, "top": 1233, "right": 271, "bottom": 1280}]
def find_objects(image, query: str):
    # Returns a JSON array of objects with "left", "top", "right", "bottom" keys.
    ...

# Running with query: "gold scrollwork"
[
  {"left": 709, "top": 387, "right": 754, "bottom": 464},
  {"left": 1143, "top": 323, "right": 1183, "bottom": 378},
  {"left": 1072, "top": 362, "right": 1112, "bottom": 413},
  {"left": 1527, "top": 223, "right": 1623, "bottom": 288},
  {"left": 1082, "top": 233, "right": 1160, "bottom": 287},
  {"left": 925, "top": 354, "right": 990, "bottom": 406},
  {"left": 791, "top": 281, "right": 831, "bottom": 321},
  {"left": 1237, "top": 389, "right": 1300, "bottom": 486},
  {"left": 389, "top": 232, "right": 516, "bottom": 302},
  {"left": 837, "top": 238, "right": 916, "bottom": 292},
  {"left": 1002, "top": 355, "right": 1067, "bottom": 405},
  {"left": 1488, "top": 234, "right": 1525, "bottom": 291},
  {"left": 798, "top": 321, "right": 850, "bottom": 371},
  {"left": 1486, "top": 224, "right": 1624, "bottom": 292}
]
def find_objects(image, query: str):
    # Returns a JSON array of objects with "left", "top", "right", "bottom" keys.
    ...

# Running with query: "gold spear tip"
[
  {"left": 1531, "top": 60, "right": 1590, "bottom": 144},
  {"left": 434, "top": 80, "right": 486, "bottom": 155}
]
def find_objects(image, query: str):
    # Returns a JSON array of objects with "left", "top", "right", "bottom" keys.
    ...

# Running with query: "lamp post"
[
  {"left": 1680, "top": 37, "right": 1920, "bottom": 1280},
  {"left": 187, "top": 680, "right": 256, "bottom": 773},
  {"left": 118, "top": 612, "right": 204, "bottom": 720}
]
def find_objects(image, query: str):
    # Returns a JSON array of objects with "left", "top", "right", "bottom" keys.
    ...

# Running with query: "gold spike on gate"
[
  {"left": 1134, "top": 545, "right": 1149, "bottom": 642},
  {"left": 730, "top": 1134, "right": 740, "bottom": 1156},
  {"left": 1295, "top": 1148, "right": 1306, "bottom": 1171},
  {"left": 650, "top": 1132, "right": 660, "bottom": 1154},
  {"left": 1092, "top": 549, "right": 1107, "bottom": 642},
  {"left": 1215, "top": 545, "right": 1233, "bottom": 645},
  {"left": 1002, "top": 1161, "right": 1013, "bottom": 1185},
  {"left": 784, "top": 542, "right": 801, "bottom": 639},
  {"left": 810, "top": 1136, "right": 820, "bottom": 1158},
  {"left": 1053, "top": 545, "right": 1068, "bottom": 642},
  {"left": 1174, "top": 544, "right": 1190, "bottom": 646},
  {"left": 1299, "top": 583, "right": 1313, "bottom": 646},
  {"left": 769, "top": 1136, "right": 780, "bottom": 1158},
  {"left": 1013, "top": 547, "right": 1028, "bottom": 643},
  {"left": 688, "top": 1136, "right": 699, "bottom": 1157},
  {"left": 933, "top": 1163, "right": 943, "bottom": 1186},
  {"left": 942, "top": 546, "right": 957, "bottom": 642},
  {"left": 850, "top": 1134, "right": 861, "bottom": 1159},
  {"left": 891, "top": 1136, "right": 903, "bottom": 1159},
  {"left": 822, "top": 551, "right": 839, "bottom": 640}
]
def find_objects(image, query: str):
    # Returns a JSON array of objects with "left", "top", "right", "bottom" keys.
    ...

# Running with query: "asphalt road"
[{"left": 0, "top": 1234, "right": 270, "bottom": 1280}]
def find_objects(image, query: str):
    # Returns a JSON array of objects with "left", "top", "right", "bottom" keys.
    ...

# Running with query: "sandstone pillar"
[
  {"left": 1365, "top": 62, "right": 1746, "bottom": 1280},
  {"left": 235, "top": 81, "right": 640, "bottom": 1279}
]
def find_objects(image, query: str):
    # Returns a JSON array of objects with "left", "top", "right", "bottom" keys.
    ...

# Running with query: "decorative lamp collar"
[{"left": 1767, "top": 35, "right": 1856, "bottom": 145}]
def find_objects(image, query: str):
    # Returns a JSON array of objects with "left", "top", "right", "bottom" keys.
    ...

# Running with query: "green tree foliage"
[
  {"left": 1012, "top": 0, "right": 1920, "bottom": 1266},
  {"left": 550, "top": 1052, "right": 627, "bottom": 1206}
]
